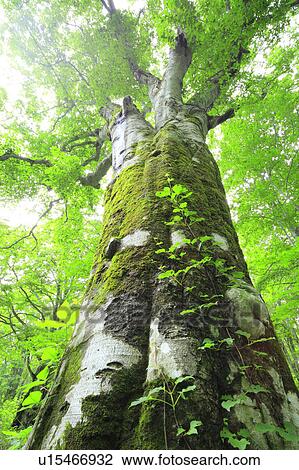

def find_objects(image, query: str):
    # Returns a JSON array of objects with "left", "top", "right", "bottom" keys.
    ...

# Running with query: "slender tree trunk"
[{"left": 25, "top": 37, "right": 299, "bottom": 450}]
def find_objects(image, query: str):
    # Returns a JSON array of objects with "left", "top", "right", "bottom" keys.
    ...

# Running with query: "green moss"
[
  {"left": 61, "top": 361, "right": 147, "bottom": 449},
  {"left": 86, "top": 120, "right": 249, "bottom": 314}
]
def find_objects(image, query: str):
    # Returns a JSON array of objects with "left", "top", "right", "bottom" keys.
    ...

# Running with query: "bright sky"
[{"left": 0, "top": 1, "right": 144, "bottom": 228}]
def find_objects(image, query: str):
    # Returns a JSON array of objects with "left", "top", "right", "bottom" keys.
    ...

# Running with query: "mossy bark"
[{"left": 25, "top": 106, "right": 299, "bottom": 449}]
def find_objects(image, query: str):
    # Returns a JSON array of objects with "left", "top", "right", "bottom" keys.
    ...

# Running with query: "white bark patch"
[
  {"left": 111, "top": 117, "right": 126, "bottom": 170},
  {"left": 284, "top": 392, "right": 299, "bottom": 429},
  {"left": 120, "top": 230, "right": 150, "bottom": 249},
  {"left": 270, "top": 365, "right": 299, "bottom": 441},
  {"left": 225, "top": 284, "right": 269, "bottom": 339},
  {"left": 41, "top": 296, "right": 141, "bottom": 449},
  {"left": 121, "top": 155, "right": 140, "bottom": 171},
  {"left": 234, "top": 398, "right": 273, "bottom": 448},
  {"left": 146, "top": 317, "right": 198, "bottom": 382},
  {"left": 212, "top": 232, "right": 229, "bottom": 251},
  {"left": 170, "top": 230, "right": 186, "bottom": 248},
  {"left": 111, "top": 110, "right": 152, "bottom": 173}
]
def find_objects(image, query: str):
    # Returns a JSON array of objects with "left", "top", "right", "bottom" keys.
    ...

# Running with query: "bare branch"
[
  {"left": 208, "top": 108, "right": 235, "bottom": 129},
  {"left": 79, "top": 154, "right": 112, "bottom": 188},
  {"left": 0, "top": 151, "right": 53, "bottom": 167},
  {"left": 61, "top": 128, "right": 100, "bottom": 151},
  {"left": 0, "top": 199, "right": 61, "bottom": 250},
  {"left": 101, "top": 0, "right": 116, "bottom": 15}
]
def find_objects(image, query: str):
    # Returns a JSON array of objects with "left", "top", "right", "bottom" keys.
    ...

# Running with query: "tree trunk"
[{"left": 25, "top": 35, "right": 299, "bottom": 449}]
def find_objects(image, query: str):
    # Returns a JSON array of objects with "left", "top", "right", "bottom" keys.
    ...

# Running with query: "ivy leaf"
[
  {"left": 236, "top": 329, "right": 251, "bottom": 340},
  {"left": 21, "top": 391, "right": 43, "bottom": 408},
  {"left": 156, "top": 187, "right": 171, "bottom": 198},
  {"left": 186, "top": 420, "right": 202, "bottom": 435},
  {"left": 37, "top": 366, "right": 49, "bottom": 381},
  {"left": 198, "top": 338, "right": 216, "bottom": 350},
  {"left": 254, "top": 423, "right": 278, "bottom": 434},
  {"left": 158, "top": 270, "right": 175, "bottom": 279},
  {"left": 174, "top": 375, "right": 194, "bottom": 385},
  {"left": 221, "top": 400, "right": 239, "bottom": 411},
  {"left": 176, "top": 427, "right": 186, "bottom": 436},
  {"left": 229, "top": 437, "right": 250, "bottom": 450}
]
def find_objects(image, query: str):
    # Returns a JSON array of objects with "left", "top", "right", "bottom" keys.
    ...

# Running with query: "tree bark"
[{"left": 25, "top": 40, "right": 299, "bottom": 451}]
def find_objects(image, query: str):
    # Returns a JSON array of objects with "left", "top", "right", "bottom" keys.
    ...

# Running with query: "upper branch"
[
  {"left": 79, "top": 154, "right": 112, "bottom": 188},
  {"left": 101, "top": 0, "right": 116, "bottom": 15},
  {"left": 153, "top": 30, "right": 192, "bottom": 127},
  {"left": 129, "top": 60, "right": 161, "bottom": 107},
  {"left": 162, "top": 30, "right": 192, "bottom": 102},
  {"left": 208, "top": 108, "right": 235, "bottom": 129}
]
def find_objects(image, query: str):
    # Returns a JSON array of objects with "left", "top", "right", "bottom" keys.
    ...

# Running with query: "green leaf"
[
  {"left": 172, "top": 184, "right": 188, "bottom": 195},
  {"left": 236, "top": 329, "right": 251, "bottom": 340},
  {"left": 254, "top": 423, "right": 278, "bottom": 434},
  {"left": 180, "top": 384, "right": 196, "bottom": 396},
  {"left": 174, "top": 375, "right": 194, "bottom": 385},
  {"left": 37, "top": 366, "right": 49, "bottom": 381},
  {"left": 129, "top": 396, "right": 152, "bottom": 408},
  {"left": 179, "top": 308, "right": 196, "bottom": 315},
  {"left": 155, "top": 248, "right": 166, "bottom": 254},
  {"left": 156, "top": 187, "right": 171, "bottom": 198},
  {"left": 198, "top": 338, "right": 216, "bottom": 350},
  {"left": 21, "top": 379, "right": 45, "bottom": 394},
  {"left": 186, "top": 420, "right": 202, "bottom": 435},
  {"left": 219, "top": 337, "right": 234, "bottom": 346},
  {"left": 229, "top": 437, "right": 250, "bottom": 450},
  {"left": 158, "top": 270, "right": 175, "bottom": 279},
  {"left": 41, "top": 347, "right": 59, "bottom": 362},
  {"left": 245, "top": 384, "right": 268, "bottom": 394},
  {"left": 21, "top": 391, "right": 42, "bottom": 408},
  {"left": 176, "top": 427, "right": 186, "bottom": 436},
  {"left": 221, "top": 399, "right": 240, "bottom": 411},
  {"left": 277, "top": 422, "right": 298, "bottom": 442},
  {"left": 238, "top": 428, "right": 250, "bottom": 438},
  {"left": 148, "top": 386, "right": 164, "bottom": 395}
]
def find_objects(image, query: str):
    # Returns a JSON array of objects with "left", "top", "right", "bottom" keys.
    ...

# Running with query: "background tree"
[{"left": 0, "top": 0, "right": 298, "bottom": 450}]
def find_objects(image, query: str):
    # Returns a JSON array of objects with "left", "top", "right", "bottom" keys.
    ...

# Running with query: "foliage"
[{"left": 210, "top": 24, "right": 299, "bottom": 379}]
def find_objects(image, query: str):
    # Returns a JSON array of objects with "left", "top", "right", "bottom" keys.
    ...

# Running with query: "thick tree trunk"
[
  {"left": 25, "top": 29, "right": 299, "bottom": 448},
  {"left": 25, "top": 99, "right": 299, "bottom": 449}
]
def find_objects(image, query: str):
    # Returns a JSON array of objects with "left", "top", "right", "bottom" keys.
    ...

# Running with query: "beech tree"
[{"left": 0, "top": 0, "right": 299, "bottom": 450}]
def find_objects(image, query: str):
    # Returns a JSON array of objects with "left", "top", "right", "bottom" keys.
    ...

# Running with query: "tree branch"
[
  {"left": 101, "top": 0, "right": 116, "bottom": 15},
  {"left": 129, "top": 59, "right": 161, "bottom": 105},
  {"left": 61, "top": 128, "right": 101, "bottom": 151},
  {"left": 0, "top": 199, "right": 61, "bottom": 250},
  {"left": 79, "top": 154, "right": 112, "bottom": 188},
  {"left": 0, "top": 151, "right": 53, "bottom": 167},
  {"left": 208, "top": 108, "right": 235, "bottom": 129}
]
